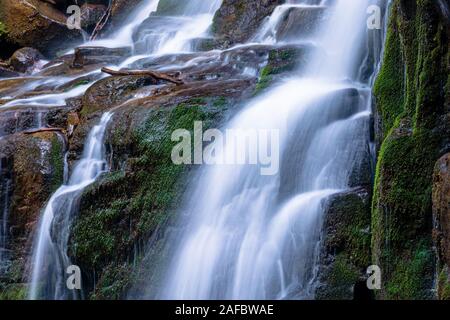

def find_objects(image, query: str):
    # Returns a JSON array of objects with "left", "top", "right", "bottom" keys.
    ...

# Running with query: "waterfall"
[
  {"left": 20, "top": 0, "right": 224, "bottom": 301},
  {"left": 83, "top": 0, "right": 160, "bottom": 49},
  {"left": 28, "top": 112, "right": 113, "bottom": 300},
  {"left": 0, "top": 161, "right": 11, "bottom": 275},
  {"left": 132, "top": 0, "right": 222, "bottom": 55},
  {"left": 143, "top": 0, "right": 388, "bottom": 299}
]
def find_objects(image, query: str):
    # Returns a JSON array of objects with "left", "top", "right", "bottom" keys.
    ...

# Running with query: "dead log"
[
  {"left": 24, "top": 127, "right": 65, "bottom": 135},
  {"left": 89, "top": 1, "right": 113, "bottom": 41},
  {"left": 101, "top": 67, "right": 184, "bottom": 85}
]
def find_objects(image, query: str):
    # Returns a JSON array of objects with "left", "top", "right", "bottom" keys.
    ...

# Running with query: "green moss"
[
  {"left": 89, "top": 263, "right": 134, "bottom": 300},
  {"left": 0, "top": 284, "right": 27, "bottom": 300},
  {"left": 317, "top": 190, "right": 372, "bottom": 300},
  {"left": 71, "top": 199, "right": 127, "bottom": 269},
  {"left": 317, "top": 254, "right": 360, "bottom": 300},
  {"left": 254, "top": 65, "right": 273, "bottom": 94},
  {"left": 385, "top": 242, "right": 434, "bottom": 299},
  {"left": 437, "top": 267, "right": 450, "bottom": 300},
  {"left": 254, "top": 47, "right": 305, "bottom": 95},
  {"left": 49, "top": 134, "right": 64, "bottom": 192},
  {"left": 373, "top": 5, "right": 405, "bottom": 138},
  {"left": 328, "top": 191, "right": 372, "bottom": 268},
  {"left": 0, "top": 21, "right": 6, "bottom": 37},
  {"left": 372, "top": 0, "right": 448, "bottom": 299}
]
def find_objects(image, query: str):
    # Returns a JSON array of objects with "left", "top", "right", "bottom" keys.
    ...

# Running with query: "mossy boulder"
[{"left": 316, "top": 188, "right": 372, "bottom": 300}]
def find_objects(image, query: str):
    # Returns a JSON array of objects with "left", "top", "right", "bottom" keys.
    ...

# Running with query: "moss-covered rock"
[
  {"left": 372, "top": 0, "right": 449, "bottom": 299},
  {"left": 316, "top": 188, "right": 372, "bottom": 300},
  {"left": 255, "top": 45, "right": 309, "bottom": 94},
  {"left": 69, "top": 95, "right": 239, "bottom": 299}
]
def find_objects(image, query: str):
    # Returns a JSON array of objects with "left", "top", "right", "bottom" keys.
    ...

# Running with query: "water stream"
[
  {"left": 147, "top": 0, "right": 387, "bottom": 299},
  {"left": 28, "top": 112, "right": 112, "bottom": 300}
]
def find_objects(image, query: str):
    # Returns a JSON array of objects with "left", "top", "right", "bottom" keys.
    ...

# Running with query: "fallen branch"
[
  {"left": 24, "top": 127, "right": 65, "bottom": 135},
  {"left": 89, "top": 0, "right": 113, "bottom": 41},
  {"left": 101, "top": 67, "right": 184, "bottom": 85}
]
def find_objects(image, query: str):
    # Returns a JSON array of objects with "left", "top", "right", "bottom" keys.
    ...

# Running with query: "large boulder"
[
  {"left": 80, "top": 3, "right": 107, "bottom": 31},
  {"left": 212, "top": 0, "right": 284, "bottom": 47},
  {"left": 8, "top": 47, "right": 44, "bottom": 74},
  {"left": 0, "top": 0, "right": 83, "bottom": 56}
]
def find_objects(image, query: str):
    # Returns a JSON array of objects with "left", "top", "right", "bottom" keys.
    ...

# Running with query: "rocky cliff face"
[
  {"left": 433, "top": 154, "right": 450, "bottom": 299},
  {"left": 0, "top": 131, "right": 64, "bottom": 299},
  {"left": 372, "top": 0, "right": 449, "bottom": 299}
]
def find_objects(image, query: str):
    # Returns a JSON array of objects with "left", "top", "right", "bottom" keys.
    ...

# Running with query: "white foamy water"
[{"left": 29, "top": 113, "right": 112, "bottom": 300}]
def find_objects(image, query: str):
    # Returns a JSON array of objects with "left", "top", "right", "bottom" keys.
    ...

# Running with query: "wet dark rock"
[
  {"left": 0, "top": 109, "right": 37, "bottom": 137},
  {"left": 8, "top": 48, "right": 44, "bottom": 74},
  {"left": 81, "top": 75, "right": 161, "bottom": 115},
  {"left": 255, "top": 45, "right": 312, "bottom": 94},
  {"left": 106, "top": 0, "right": 145, "bottom": 34},
  {"left": 212, "top": 0, "right": 284, "bottom": 47},
  {"left": 80, "top": 3, "right": 108, "bottom": 30},
  {"left": 0, "top": 78, "right": 40, "bottom": 100},
  {"left": 154, "top": 0, "right": 187, "bottom": 16},
  {"left": 275, "top": 6, "right": 327, "bottom": 41},
  {"left": 72, "top": 46, "right": 132, "bottom": 68},
  {"left": 69, "top": 93, "right": 244, "bottom": 299},
  {"left": 0, "top": 66, "right": 20, "bottom": 78}
]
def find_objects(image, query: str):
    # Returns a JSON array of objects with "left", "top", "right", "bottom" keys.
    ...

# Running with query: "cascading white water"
[
  {"left": 153, "top": 0, "right": 386, "bottom": 299},
  {"left": 22, "top": 0, "right": 225, "bottom": 300},
  {"left": 133, "top": 0, "right": 222, "bottom": 55},
  {"left": 83, "top": 0, "right": 160, "bottom": 49},
  {"left": 0, "top": 163, "right": 11, "bottom": 274},
  {"left": 28, "top": 112, "right": 113, "bottom": 300}
]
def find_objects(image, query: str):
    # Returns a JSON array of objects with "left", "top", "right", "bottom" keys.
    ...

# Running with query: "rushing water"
[
  {"left": 0, "top": 161, "right": 11, "bottom": 275},
  {"left": 137, "top": 0, "right": 388, "bottom": 299},
  {"left": 28, "top": 112, "right": 112, "bottom": 300}
]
